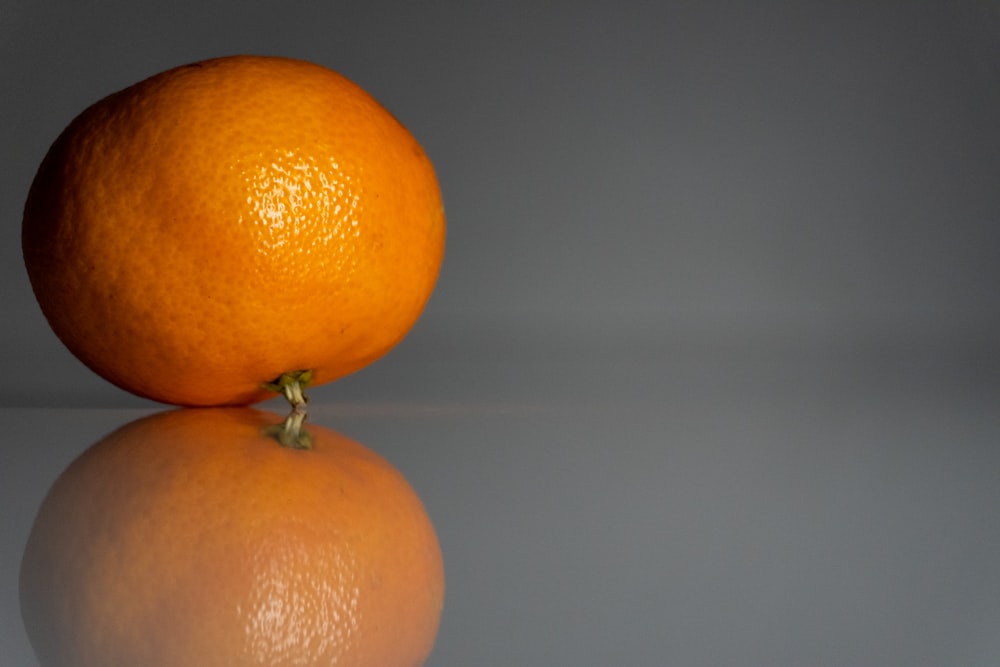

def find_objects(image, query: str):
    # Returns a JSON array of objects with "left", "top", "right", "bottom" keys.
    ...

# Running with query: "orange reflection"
[{"left": 20, "top": 408, "right": 444, "bottom": 667}]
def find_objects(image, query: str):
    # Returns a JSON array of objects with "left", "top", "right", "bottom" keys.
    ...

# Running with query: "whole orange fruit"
[
  {"left": 22, "top": 55, "right": 445, "bottom": 406},
  {"left": 20, "top": 408, "right": 445, "bottom": 667}
]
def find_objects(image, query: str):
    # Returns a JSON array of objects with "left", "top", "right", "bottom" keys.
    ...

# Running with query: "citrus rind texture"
[{"left": 22, "top": 56, "right": 446, "bottom": 406}]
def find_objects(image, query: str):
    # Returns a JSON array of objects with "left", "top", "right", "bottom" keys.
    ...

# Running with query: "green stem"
[{"left": 262, "top": 370, "right": 314, "bottom": 413}]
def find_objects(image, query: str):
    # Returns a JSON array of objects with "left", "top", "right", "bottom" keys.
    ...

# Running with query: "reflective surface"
[{"left": 4, "top": 332, "right": 999, "bottom": 666}]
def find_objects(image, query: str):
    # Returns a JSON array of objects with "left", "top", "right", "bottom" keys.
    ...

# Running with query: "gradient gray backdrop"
[
  {"left": 2, "top": 2, "right": 1000, "bottom": 666},
  {"left": 3, "top": 1, "right": 999, "bottom": 402}
]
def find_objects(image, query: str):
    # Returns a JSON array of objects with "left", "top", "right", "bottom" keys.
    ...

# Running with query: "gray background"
[
  {"left": 2, "top": 1, "right": 999, "bottom": 399},
  {"left": 3, "top": 2, "right": 1000, "bottom": 666}
]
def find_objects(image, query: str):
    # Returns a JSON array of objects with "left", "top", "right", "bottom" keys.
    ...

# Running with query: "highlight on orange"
[
  {"left": 20, "top": 408, "right": 445, "bottom": 667},
  {"left": 21, "top": 55, "right": 446, "bottom": 407}
]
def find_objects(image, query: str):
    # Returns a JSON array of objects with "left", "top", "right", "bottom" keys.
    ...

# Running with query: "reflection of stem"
[{"left": 263, "top": 409, "right": 313, "bottom": 450}]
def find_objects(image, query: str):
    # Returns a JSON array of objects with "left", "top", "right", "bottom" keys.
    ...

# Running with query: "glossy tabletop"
[{"left": 3, "top": 329, "right": 998, "bottom": 666}]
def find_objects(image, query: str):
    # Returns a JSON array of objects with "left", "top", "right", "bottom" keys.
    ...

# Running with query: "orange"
[
  {"left": 19, "top": 407, "right": 445, "bottom": 667},
  {"left": 21, "top": 55, "right": 445, "bottom": 406}
]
